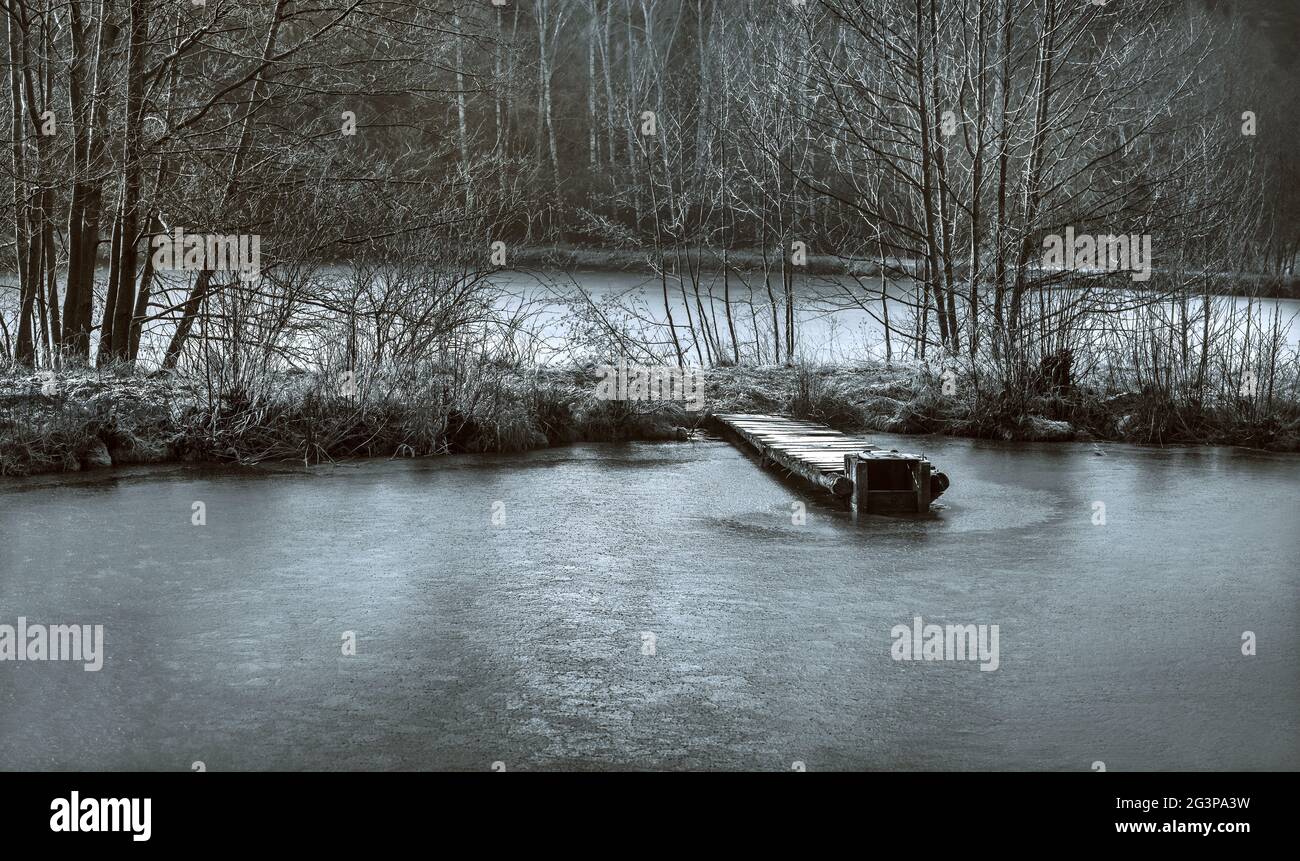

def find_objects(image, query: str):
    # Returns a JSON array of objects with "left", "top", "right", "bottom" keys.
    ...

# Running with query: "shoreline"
[
  {"left": 509, "top": 244, "right": 1300, "bottom": 300},
  {"left": 4, "top": 245, "right": 1294, "bottom": 297},
  {"left": 2, "top": 363, "right": 1296, "bottom": 478}
]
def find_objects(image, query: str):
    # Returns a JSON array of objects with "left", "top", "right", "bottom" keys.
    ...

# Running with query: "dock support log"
[{"left": 760, "top": 447, "right": 854, "bottom": 498}]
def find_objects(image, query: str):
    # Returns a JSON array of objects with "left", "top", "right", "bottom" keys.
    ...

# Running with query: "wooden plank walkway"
[{"left": 712, "top": 413, "right": 878, "bottom": 498}]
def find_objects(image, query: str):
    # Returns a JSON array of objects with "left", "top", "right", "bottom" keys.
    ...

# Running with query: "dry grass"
[
  {"left": 3, "top": 353, "right": 1297, "bottom": 477},
  {"left": 0, "top": 363, "right": 692, "bottom": 476}
]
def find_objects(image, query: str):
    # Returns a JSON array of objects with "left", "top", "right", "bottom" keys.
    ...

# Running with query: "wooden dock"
[
  {"left": 711, "top": 413, "right": 875, "bottom": 498},
  {"left": 711, "top": 413, "right": 948, "bottom": 513}
]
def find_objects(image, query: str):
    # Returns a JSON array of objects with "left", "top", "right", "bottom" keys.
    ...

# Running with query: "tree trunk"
[
  {"left": 163, "top": 0, "right": 289, "bottom": 369},
  {"left": 106, "top": 0, "right": 149, "bottom": 364},
  {"left": 7, "top": 8, "right": 34, "bottom": 366}
]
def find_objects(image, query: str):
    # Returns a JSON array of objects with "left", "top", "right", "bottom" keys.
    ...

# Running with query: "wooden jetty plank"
[
  {"left": 745, "top": 441, "right": 877, "bottom": 457},
  {"left": 777, "top": 442, "right": 870, "bottom": 447},
  {"left": 756, "top": 443, "right": 865, "bottom": 451}
]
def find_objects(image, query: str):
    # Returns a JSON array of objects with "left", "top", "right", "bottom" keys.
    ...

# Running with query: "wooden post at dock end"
[
  {"left": 915, "top": 459, "right": 931, "bottom": 513},
  {"left": 846, "top": 452, "right": 869, "bottom": 513}
]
